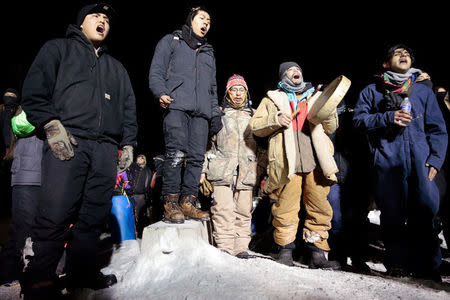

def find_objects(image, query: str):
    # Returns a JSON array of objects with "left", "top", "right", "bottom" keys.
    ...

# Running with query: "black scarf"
[{"left": 181, "top": 24, "right": 206, "bottom": 49}]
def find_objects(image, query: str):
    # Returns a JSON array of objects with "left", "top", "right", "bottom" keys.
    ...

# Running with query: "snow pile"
[
  {"left": 96, "top": 222, "right": 450, "bottom": 300},
  {"left": 101, "top": 239, "right": 141, "bottom": 282}
]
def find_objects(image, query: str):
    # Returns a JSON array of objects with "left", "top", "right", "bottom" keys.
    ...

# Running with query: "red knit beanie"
[{"left": 226, "top": 74, "right": 248, "bottom": 91}]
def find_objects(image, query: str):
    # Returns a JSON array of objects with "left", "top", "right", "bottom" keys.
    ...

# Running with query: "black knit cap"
[{"left": 76, "top": 2, "right": 117, "bottom": 27}]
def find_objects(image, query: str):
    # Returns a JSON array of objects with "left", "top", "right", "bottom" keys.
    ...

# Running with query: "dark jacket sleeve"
[
  {"left": 21, "top": 40, "right": 62, "bottom": 130},
  {"left": 353, "top": 86, "right": 395, "bottom": 132},
  {"left": 148, "top": 34, "right": 172, "bottom": 100},
  {"left": 121, "top": 71, "right": 138, "bottom": 148},
  {"left": 424, "top": 90, "right": 448, "bottom": 170},
  {"left": 210, "top": 55, "right": 221, "bottom": 118}
]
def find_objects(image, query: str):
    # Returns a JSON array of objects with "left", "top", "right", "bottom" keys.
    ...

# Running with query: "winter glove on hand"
[
  {"left": 199, "top": 177, "right": 213, "bottom": 197},
  {"left": 44, "top": 119, "right": 78, "bottom": 161},
  {"left": 118, "top": 145, "right": 133, "bottom": 173},
  {"left": 209, "top": 115, "right": 223, "bottom": 137}
]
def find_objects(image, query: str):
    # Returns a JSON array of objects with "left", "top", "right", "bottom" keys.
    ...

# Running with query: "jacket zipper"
[
  {"left": 194, "top": 48, "right": 199, "bottom": 113},
  {"left": 91, "top": 50, "right": 103, "bottom": 133}
]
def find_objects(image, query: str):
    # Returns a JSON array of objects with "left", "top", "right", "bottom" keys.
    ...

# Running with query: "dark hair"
[
  {"left": 186, "top": 6, "right": 210, "bottom": 25},
  {"left": 384, "top": 44, "right": 415, "bottom": 64}
]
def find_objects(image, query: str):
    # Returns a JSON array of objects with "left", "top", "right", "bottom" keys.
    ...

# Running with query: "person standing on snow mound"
[
  {"left": 20, "top": 3, "right": 137, "bottom": 298},
  {"left": 353, "top": 44, "right": 447, "bottom": 282},
  {"left": 249, "top": 62, "right": 341, "bottom": 270},
  {"left": 201, "top": 75, "right": 264, "bottom": 258},
  {"left": 149, "top": 6, "right": 222, "bottom": 224}
]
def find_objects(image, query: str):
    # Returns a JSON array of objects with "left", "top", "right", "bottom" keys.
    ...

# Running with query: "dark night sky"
[{"left": 1, "top": 0, "right": 448, "bottom": 158}]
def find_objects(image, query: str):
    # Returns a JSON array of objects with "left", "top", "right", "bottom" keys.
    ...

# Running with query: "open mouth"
[
  {"left": 399, "top": 58, "right": 408, "bottom": 64},
  {"left": 96, "top": 25, "right": 105, "bottom": 35},
  {"left": 293, "top": 74, "right": 301, "bottom": 80},
  {"left": 200, "top": 27, "right": 207, "bottom": 35}
]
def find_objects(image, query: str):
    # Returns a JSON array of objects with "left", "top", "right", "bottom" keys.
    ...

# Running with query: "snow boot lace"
[
  {"left": 163, "top": 194, "right": 185, "bottom": 224},
  {"left": 179, "top": 195, "right": 210, "bottom": 221}
]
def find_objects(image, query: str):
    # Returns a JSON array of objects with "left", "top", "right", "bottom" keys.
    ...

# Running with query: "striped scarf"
[
  {"left": 278, "top": 81, "right": 315, "bottom": 110},
  {"left": 381, "top": 73, "right": 413, "bottom": 94}
]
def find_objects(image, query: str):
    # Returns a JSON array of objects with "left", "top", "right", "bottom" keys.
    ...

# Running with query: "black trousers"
[
  {"left": 162, "top": 110, "right": 208, "bottom": 198},
  {"left": 24, "top": 138, "right": 117, "bottom": 284},
  {"left": 0, "top": 185, "right": 39, "bottom": 282}
]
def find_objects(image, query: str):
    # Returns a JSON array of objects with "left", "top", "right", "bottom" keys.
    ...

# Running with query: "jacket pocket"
[
  {"left": 166, "top": 76, "right": 184, "bottom": 99},
  {"left": 207, "top": 157, "right": 232, "bottom": 183},
  {"left": 241, "top": 155, "right": 258, "bottom": 186}
]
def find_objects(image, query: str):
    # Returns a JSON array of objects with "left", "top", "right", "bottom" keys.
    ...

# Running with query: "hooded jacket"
[
  {"left": 21, "top": 25, "right": 137, "bottom": 147},
  {"left": 148, "top": 30, "right": 221, "bottom": 120}
]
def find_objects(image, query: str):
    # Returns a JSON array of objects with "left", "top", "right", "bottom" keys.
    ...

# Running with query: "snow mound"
[{"left": 95, "top": 221, "right": 450, "bottom": 300}]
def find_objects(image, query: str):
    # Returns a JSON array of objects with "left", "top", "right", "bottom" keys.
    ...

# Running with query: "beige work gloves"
[{"left": 44, "top": 119, "right": 78, "bottom": 161}]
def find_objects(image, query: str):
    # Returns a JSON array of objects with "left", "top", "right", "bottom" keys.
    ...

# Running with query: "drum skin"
[{"left": 307, "top": 75, "right": 351, "bottom": 125}]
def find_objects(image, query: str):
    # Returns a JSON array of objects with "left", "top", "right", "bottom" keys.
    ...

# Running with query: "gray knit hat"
[{"left": 279, "top": 61, "right": 301, "bottom": 79}]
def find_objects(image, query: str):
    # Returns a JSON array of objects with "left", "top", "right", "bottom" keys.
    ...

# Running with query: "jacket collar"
[
  {"left": 267, "top": 89, "right": 291, "bottom": 115},
  {"left": 66, "top": 24, "right": 108, "bottom": 56}
]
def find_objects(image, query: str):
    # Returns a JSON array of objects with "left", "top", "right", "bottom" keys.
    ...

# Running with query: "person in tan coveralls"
[
  {"left": 249, "top": 62, "right": 340, "bottom": 269},
  {"left": 202, "top": 74, "right": 263, "bottom": 257}
]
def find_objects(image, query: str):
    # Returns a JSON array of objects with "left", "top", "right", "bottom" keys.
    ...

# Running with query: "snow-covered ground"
[
  {"left": 95, "top": 216, "right": 450, "bottom": 300},
  {"left": 2, "top": 211, "right": 449, "bottom": 300}
]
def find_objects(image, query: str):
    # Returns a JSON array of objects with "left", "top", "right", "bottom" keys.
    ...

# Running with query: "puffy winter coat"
[
  {"left": 21, "top": 25, "right": 137, "bottom": 147},
  {"left": 203, "top": 107, "right": 262, "bottom": 190},
  {"left": 148, "top": 31, "right": 221, "bottom": 120},
  {"left": 11, "top": 136, "right": 43, "bottom": 186},
  {"left": 249, "top": 89, "right": 338, "bottom": 196}
]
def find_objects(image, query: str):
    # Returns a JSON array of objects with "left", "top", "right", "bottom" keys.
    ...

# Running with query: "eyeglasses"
[{"left": 229, "top": 88, "right": 246, "bottom": 94}]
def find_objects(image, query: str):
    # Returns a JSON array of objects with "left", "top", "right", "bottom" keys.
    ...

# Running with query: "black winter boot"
[
  {"left": 307, "top": 244, "right": 341, "bottom": 270},
  {"left": 275, "top": 242, "right": 295, "bottom": 266},
  {"left": 66, "top": 272, "right": 117, "bottom": 291}
]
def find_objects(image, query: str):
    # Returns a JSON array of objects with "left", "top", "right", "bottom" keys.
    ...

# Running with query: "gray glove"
[
  {"left": 118, "top": 145, "right": 133, "bottom": 172},
  {"left": 43, "top": 119, "right": 78, "bottom": 161}
]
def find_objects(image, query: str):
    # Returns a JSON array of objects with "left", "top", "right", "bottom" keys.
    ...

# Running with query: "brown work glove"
[
  {"left": 43, "top": 119, "right": 78, "bottom": 161},
  {"left": 117, "top": 145, "right": 133, "bottom": 172}
]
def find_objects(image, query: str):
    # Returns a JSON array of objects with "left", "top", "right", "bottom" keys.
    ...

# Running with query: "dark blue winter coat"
[
  {"left": 354, "top": 80, "right": 448, "bottom": 221},
  {"left": 354, "top": 81, "right": 447, "bottom": 173},
  {"left": 148, "top": 31, "right": 221, "bottom": 120}
]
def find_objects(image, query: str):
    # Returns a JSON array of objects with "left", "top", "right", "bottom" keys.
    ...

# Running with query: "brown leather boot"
[
  {"left": 179, "top": 195, "right": 210, "bottom": 221},
  {"left": 163, "top": 194, "right": 184, "bottom": 224}
]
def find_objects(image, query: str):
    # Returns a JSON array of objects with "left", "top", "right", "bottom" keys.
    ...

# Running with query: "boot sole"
[
  {"left": 308, "top": 265, "right": 341, "bottom": 271},
  {"left": 162, "top": 217, "right": 185, "bottom": 224},
  {"left": 184, "top": 216, "right": 210, "bottom": 222}
]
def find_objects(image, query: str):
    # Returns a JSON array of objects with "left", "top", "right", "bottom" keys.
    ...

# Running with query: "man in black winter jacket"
[
  {"left": 20, "top": 3, "right": 137, "bottom": 298},
  {"left": 149, "top": 7, "right": 222, "bottom": 224}
]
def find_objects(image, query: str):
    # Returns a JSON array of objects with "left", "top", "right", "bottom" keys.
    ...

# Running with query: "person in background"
[
  {"left": 0, "top": 94, "right": 42, "bottom": 286},
  {"left": 127, "top": 154, "right": 153, "bottom": 233},
  {"left": 434, "top": 85, "right": 450, "bottom": 274},
  {"left": 1, "top": 89, "right": 20, "bottom": 160}
]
